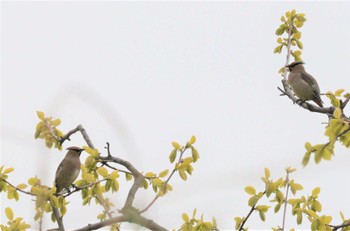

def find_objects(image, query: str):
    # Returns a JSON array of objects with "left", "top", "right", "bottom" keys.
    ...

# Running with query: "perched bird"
[
  {"left": 286, "top": 61, "right": 323, "bottom": 107},
  {"left": 54, "top": 146, "right": 84, "bottom": 194}
]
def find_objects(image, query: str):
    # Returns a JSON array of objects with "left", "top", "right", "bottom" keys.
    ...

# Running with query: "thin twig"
[
  {"left": 62, "top": 178, "right": 108, "bottom": 198},
  {"left": 238, "top": 190, "right": 266, "bottom": 231},
  {"left": 238, "top": 202, "right": 257, "bottom": 231},
  {"left": 101, "top": 162, "right": 132, "bottom": 176},
  {"left": 342, "top": 94, "right": 350, "bottom": 110},
  {"left": 39, "top": 216, "right": 43, "bottom": 231},
  {"left": 58, "top": 125, "right": 95, "bottom": 149},
  {"left": 329, "top": 222, "right": 350, "bottom": 231},
  {"left": 105, "top": 142, "right": 112, "bottom": 157},
  {"left": 56, "top": 125, "right": 80, "bottom": 145},
  {"left": 95, "top": 195, "right": 114, "bottom": 219},
  {"left": 283, "top": 15, "right": 294, "bottom": 80},
  {"left": 281, "top": 172, "right": 290, "bottom": 231},
  {"left": 238, "top": 205, "right": 256, "bottom": 231},
  {"left": 140, "top": 147, "right": 188, "bottom": 214},
  {"left": 2, "top": 179, "right": 34, "bottom": 196},
  {"left": 99, "top": 143, "right": 144, "bottom": 210},
  {"left": 73, "top": 215, "right": 129, "bottom": 231},
  {"left": 338, "top": 127, "right": 350, "bottom": 138},
  {"left": 278, "top": 87, "right": 287, "bottom": 96}
]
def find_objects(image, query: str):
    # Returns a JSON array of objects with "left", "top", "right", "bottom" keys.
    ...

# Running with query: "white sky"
[{"left": 1, "top": 1, "right": 350, "bottom": 230}]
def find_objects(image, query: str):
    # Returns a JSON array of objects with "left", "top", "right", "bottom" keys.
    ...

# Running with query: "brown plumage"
[
  {"left": 55, "top": 146, "right": 84, "bottom": 194},
  {"left": 286, "top": 61, "right": 323, "bottom": 107}
]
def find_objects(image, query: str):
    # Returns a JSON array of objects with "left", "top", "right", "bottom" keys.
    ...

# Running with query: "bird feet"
[{"left": 295, "top": 99, "right": 306, "bottom": 106}]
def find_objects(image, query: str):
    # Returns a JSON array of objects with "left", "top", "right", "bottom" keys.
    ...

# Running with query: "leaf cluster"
[
  {"left": 180, "top": 209, "right": 217, "bottom": 231},
  {"left": 34, "top": 111, "right": 63, "bottom": 150},
  {"left": 274, "top": 10, "right": 307, "bottom": 73},
  {"left": 0, "top": 207, "right": 31, "bottom": 231},
  {"left": 169, "top": 136, "right": 199, "bottom": 182},
  {"left": 235, "top": 168, "right": 302, "bottom": 230},
  {"left": 236, "top": 168, "right": 350, "bottom": 231},
  {"left": 302, "top": 89, "right": 350, "bottom": 166}
]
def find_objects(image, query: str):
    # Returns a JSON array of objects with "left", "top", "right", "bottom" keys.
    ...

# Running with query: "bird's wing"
[
  {"left": 300, "top": 72, "right": 323, "bottom": 106},
  {"left": 54, "top": 159, "right": 66, "bottom": 185},
  {"left": 300, "top": 72, "right": 320, "bottom": 91}
]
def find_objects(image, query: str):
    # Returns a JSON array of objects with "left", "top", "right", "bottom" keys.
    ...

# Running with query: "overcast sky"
[{"left": 1, "top": 1, "right": 350, "bottom": 230}]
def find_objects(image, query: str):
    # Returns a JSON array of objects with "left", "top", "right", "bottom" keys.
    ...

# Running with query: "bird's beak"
[{"left": 78, "top": 148, "right": 85, "bottom": 155}]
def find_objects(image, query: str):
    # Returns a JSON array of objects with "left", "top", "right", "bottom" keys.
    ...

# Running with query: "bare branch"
[
  {"left": 58, "top": 125, "right": 95, "bottom": 149},
  {"left": 62, "top": 178, "right": 108, "bottom": 198},
  {"left": 105, "top": 142, "right": 112, "bottom": 157},
  {"left": 281, "top": 172, "right": 291, "bottom": 230},
  {"left": 52, "top": 207, "right": 65, "bottom": 231},
  {"left": 73, "top": 213, "right": 167, "bottom": 231},
  {"left": 2, "top": 179, "right": 34, "bottom": 196},
  {"left": 122, "top": 212, "right": 168, "bottom": 231},
  {"left": 95, "top": 195, "right": 114, "bottom": 219},
  {"left": 337, "top": 127, "right": 350, "bottom": 139},
  {"left": 73, "top": 215, "right": 128, "bottom": 231},
  {"left": 329, "top": 222, "right": 350, "bottom": 231},
  {"left": 100, "top": 162, "right": 132, "bottom": 176},
  {"left": 341, "top": 94, "right": 350, "bottom": 110},
  {"left": 99, "top": 144, "right": 144, "bottom": 210}
]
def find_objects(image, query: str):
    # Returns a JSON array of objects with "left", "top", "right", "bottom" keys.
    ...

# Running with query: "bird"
[
  {"left": 286, "top": 61, "right": 323, "bottom": 107},
  {"left": 54, "top": 146, "right": 84, "bottom": 194}
]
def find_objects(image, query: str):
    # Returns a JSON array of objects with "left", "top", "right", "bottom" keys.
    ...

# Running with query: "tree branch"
[
  {"left": 329, "top": 222, "right": 350, "bottom": 231},
  {"left": 238, "top": 204, "right": 257, "bottom": 231},
  {"left": 281, "top": 172, "right": 291, "bottom": 231},
  {"left": 62, "top": 179, "right": 108, "bottom": 198},
  {"left": 2, "top": 179, "right": 34, "bottom": 196},
  {"left": 95, "top": 195, "right": 114, "bottom": 220},
  {"left": 73, "top": 215, "right": 128, "bottom": 231},
  {"left": 58, "top": 125, "right": 95, "bottom": 149},
  {"left": 99, "top": 154, "right": 143, "bottom": 210},
  {"left": 237, "top": 191, "right": 266, "bottom": 230},
  {"left": 123, "top": 213, "right": 168, "bottom": 231},
  {"left": 52, "top": 207, "right": 65, "bottom": 231},
  {"left": 101, "top": 161, "right": 132, "bottom": 176},
  {"left": 73, "top": 213, "right": 167, "bottom": 231},
  {"left": 341, "top": 94, "right": 350, "bottom": 110}
]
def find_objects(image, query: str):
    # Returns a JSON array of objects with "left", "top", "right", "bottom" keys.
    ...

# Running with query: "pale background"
[{"left": 1, "top": 1, "right": 350, "bottom": 230}]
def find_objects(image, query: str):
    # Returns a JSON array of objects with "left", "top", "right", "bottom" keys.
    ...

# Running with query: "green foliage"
[
  {"left": 274, "top": 9, "right": 307, "bottom": 69},
  {"left": 3, "top": 68, "right": 350, "bottom": 230},
  {"left": 236, "top": 167, "right": 350, "bottom": 230},
  {"left": 142, "top": 136, "right": 199, "bottom": 198},
  {"left": 34, "top": 111, "right": 63, "bottom": 150},
  {"left": 302, "top": 89, "right": 350, "bottom": 166},
  {"left": 173, "top": 136, "right": 199, "bottom": 181},
  {"left": 180, "top": 209, "right": 217, "bottom": 231},
  {"left": 0, "top": 207, "right": 31, "bottom": 231},
  {"left": 143, "top": 169, "right": 173, "bottom": 196},
  {"left": 236, "top": 167, "right": 326, "bottom": 230},
  {"left": 0, "top": 166, "right": 13, "bottom": 194}
]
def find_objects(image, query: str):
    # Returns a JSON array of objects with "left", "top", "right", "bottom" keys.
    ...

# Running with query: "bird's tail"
[{"left": 313, "top": 97, "right": 323, "bottom": 107}]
